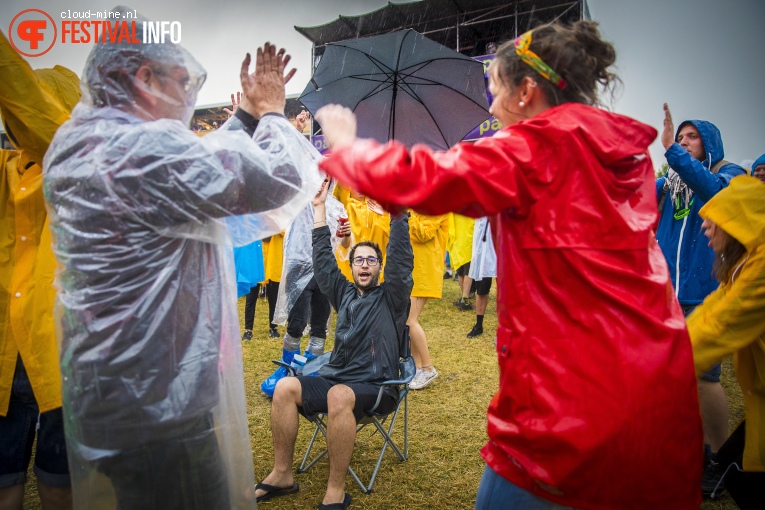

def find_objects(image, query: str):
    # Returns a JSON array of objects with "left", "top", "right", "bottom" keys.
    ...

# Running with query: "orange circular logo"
[{"left": 9, "top": 9, "right": 57, "bottom": 57}]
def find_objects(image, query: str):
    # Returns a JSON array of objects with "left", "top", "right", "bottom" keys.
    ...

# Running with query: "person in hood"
[
  {"left": 255, "top": 179, "right": 413, "bottom": 508},
  {"left": 687, "top": 175, "right": 765, "bottom": 509},
  {"left": 42, "top": 11, "right": 320, "bottom": 510},
  {"left": 0, "top": 30, "right": 79, "bottom": 510},
  {"left": 314, "top": 20, "right": 703, "bottom": 510},
  {"left": 657, "top": 104, "right": 746, "bottom": 497},
  {"left": 751, "top": 153, "right": 765, "bottom": 183}
]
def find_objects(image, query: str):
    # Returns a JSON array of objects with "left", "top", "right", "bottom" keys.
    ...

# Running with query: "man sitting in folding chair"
[{"left": 255, "top": 179, "right": 414, "bottom": 510}]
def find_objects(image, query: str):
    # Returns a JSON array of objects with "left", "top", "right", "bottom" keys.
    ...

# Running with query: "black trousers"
[
  {"left": 718, "top": 420, "right": 765, "bottom": 510},
  {"left": 96, "top": 413, "right": 228, "bottom": 510},
  {"left": 286, "top": 277, "right": 331, "bottom": 340}
]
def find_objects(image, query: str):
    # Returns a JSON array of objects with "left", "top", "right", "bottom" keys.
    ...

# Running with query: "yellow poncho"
[{"left": 688, "top": 176, "right": 765, "bottom": 471}]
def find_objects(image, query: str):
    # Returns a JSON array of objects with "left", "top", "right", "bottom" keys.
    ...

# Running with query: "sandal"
[
  {"left": 255, "top": 481, "right": 299, "bottom": 502},
  {"left": 317, "top": 492, "right": 352, "bottom": 509}
]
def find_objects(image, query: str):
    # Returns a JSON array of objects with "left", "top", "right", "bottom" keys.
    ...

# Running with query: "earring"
[{"left": 518, "top": 101, "right": 525, "bottom": 107}]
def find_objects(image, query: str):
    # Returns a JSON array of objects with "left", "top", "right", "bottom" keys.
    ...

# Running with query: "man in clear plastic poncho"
[{"left": 42, "top": 11, "right": 321, "bottom": 510}]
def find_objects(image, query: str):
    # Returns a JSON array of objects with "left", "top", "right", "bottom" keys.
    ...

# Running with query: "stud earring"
[{"left": 519, "top": 101, "right": 525, "bottom": 107}]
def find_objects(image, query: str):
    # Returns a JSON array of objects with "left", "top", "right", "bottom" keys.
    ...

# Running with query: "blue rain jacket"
[{"left": 656, "top": 120, "right": 745, "bottom": 305}]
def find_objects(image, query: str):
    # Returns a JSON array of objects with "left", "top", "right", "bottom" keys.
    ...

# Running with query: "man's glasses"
[{"left": 352, "top": 256, "right": 379, "bottom": 267}]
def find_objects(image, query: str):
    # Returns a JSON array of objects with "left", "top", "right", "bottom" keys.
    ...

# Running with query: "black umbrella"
[{"left": 300, "top": 29, "right": 490, "bottom": 150}]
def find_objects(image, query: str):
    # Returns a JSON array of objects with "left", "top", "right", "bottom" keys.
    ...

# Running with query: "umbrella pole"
[{"left": 389, "top": 71, "right": 398, "bottom": 142}]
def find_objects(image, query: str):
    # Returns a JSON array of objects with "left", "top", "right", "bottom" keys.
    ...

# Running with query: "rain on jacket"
[
  {"left": 656, "top": 120, "right": 745, "bottom": 305},
  {"left": 320, "top": 102, "right": 703, "bottom": 509},
  {"left": 409, "top": 211, "right": 448, "bottom": 299},
  {"left": 0, "top": 32, "right": 80, "bottom": 415},
  {"left": 313, "top": 214, "right": 413, "bottom": 392},
  {"left": 688, "top": 176, "right": 765, "bottom": 472},
  {"left": 447, "top": 213, "right": 475, "bottom": 271}
]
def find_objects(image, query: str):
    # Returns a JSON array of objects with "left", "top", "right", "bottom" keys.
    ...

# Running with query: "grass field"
[{"left": 23, "top": 277, "right": 743, "bottom": 509}]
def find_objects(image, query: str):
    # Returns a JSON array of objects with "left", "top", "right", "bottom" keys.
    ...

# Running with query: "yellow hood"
[{"left": 699, "top": 176, "right": 765, "bottom": 252}]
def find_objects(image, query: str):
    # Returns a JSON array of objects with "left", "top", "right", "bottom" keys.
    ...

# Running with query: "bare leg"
[
  {"left": 0, "top": 485, "right": 23, "bottom": 510},
  {"left": 461, "top": 275, "right": 473, "bottom": 298},
  {"left": 475, "top": 294, "right": 489, "bottom": 315},
  {"left": 407, "top": 297, "right": 431, "bottom": 369},
  {"left": 698, "top": 379, "right": 729, "bottom": 452},
  {"left": 38, "top": 482, "right": 72, "bottom": 510},
  {"left": 255, "top": 377, "right": 302, "bottom": 498},
  {"left": 322, "top": 385, "right": 357, "bottom": 505}
]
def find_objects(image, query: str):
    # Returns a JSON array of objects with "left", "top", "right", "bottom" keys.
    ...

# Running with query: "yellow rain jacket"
[
  {"left": 333, "top": 184, "right": 390, "bottom": 283},
  {"left": 447, "top": 213, "right": 475, "bottom": 271},
  {"left": 0, "top": 33, "right": 80, "bottom": 415},
  {"left": 687, "top": 175, "right": 765, "bottom": 471},
  {"left": 264, "top": 231, "right": 285, "bottom": 283},
  {"left": 409, "top": 211, "right": 448, "bottom": 299}
]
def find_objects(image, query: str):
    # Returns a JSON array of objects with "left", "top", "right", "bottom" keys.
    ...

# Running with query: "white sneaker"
[{"left": 409, "top": 368, "right": 438, "bottom": 390}]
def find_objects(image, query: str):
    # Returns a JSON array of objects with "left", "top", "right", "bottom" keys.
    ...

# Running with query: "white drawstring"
[{"left": 712, "top": 461, "right": 743, "bottom": 499}]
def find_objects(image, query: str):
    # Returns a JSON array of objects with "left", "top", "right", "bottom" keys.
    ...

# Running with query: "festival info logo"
[
  {"left": 9, "top": 9, "right": 57, "bottom": 57},
  {"left": 9, "top": 8, "right": 182, "bottom": 57}
]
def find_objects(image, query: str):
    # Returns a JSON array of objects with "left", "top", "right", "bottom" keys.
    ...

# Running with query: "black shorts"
[
  {"left": 456, "top": 262, "right": 471, "bottom": 277},
  {"left": 296, "top": 376, "right": 396, "bottom": 423},
  {"left": 475, "top": 277, "right": 493, "bottom": 296}
]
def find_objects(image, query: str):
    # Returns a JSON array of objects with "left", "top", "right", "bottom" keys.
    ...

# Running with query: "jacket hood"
[
  {"left": 676, "top": 119, "right": 724, "bottom": 168},
  {"left": 1, "top": 65, "right": 80, "bottom": 150},
  {"left": 700, "top": 175, "right": 765, "bottom": 251},
  {"left": 752, "top": 153, "right": 765, "bottom": 173},
  {"left": 537, "top": 103, "right": 657, "bottom": 168}
]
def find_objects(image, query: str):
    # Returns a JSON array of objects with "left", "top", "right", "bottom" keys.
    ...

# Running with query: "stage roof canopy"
[{"left": 295, "top": 0, "right": 588, "bottom": 57}]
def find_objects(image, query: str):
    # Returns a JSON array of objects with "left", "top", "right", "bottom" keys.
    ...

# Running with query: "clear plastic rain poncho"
[
  {"left": 42, "top": 7, "right": 321, "bottom": 509},
  {"left": 273, "top": 183, "right": 344, "bottom": 325},
  {"left": 468, "top": 217, "right": 497, "bottom": 280}
]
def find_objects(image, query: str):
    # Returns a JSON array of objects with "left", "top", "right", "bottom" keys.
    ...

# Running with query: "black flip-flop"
[
  {"left": 317, "top": 492, "right": 352, "bottom": 509},
  {"left": 255, "top": 481, "right": 299, "bottom": 502}
]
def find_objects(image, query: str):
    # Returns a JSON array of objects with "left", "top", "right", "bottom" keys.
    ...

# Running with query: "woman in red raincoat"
[{"left": 315, "top": 21, "right": 702, "bottom": 510}]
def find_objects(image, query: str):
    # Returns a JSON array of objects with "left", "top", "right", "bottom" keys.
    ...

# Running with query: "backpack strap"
[{"left": 710, "top": 159, "right": 730, "bottom": 175}]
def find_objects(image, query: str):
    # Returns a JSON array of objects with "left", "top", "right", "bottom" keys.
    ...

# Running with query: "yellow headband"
[{"left": 514, "top": 31, "right": 567, "bottom": 90}]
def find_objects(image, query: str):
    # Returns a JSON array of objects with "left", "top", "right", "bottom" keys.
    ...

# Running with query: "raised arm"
[
  {"left": 382, "top": 213, "right": 414, "bottom": 315},
  {"left": 312, "top": 180, "right": 350, "bottom": 308},
  {"left": 0, "top": 30, "right": 78, "bottom": 163},
  {"left": 315, "top": 105, "right": 540, "bottom": 218},
  {"left": 664, "top": 145, "right": 743, "bottom": 202}
]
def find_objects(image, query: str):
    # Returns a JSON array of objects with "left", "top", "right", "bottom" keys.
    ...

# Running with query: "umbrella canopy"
[{"left": 300, "top": 29, "right": 490, "bottom": 150}]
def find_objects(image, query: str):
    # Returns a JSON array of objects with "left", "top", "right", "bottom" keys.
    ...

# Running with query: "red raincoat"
[{"left": 320, "top": 103, "right": 702, "bottom": 509}]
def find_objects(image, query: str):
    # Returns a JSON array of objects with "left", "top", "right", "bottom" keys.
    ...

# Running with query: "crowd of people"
[{"left": 1, "top": 9, "right": 764, "bottom": 510}]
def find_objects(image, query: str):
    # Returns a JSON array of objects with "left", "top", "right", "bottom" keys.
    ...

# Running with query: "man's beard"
[{"left": 354, "top": 272, "right": 380, "bottom": 292}]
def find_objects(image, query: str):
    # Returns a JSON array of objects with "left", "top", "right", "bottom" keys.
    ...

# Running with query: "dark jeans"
[
  {"left": 95, "top": 413, "right": 229, "bottom": 510},
  {"left": 266, "top": 281, "right": 279, "bottom": 328},
  {"left": 245, "top": 282, "right": 281, "bottom": 330},
  {"left": 718, "top": 421, "right": 765, "bottom": 510},
  {"left": 0, "top": 356, "right": 70, "bottom": 488},
  {"left": 243, "top": 284, "right": 260, "bottom": 330},
  {"left": 287, "top": 277, "right": 331, "bottom": 339}
]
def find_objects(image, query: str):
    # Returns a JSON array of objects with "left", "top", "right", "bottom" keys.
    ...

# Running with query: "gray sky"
[{"left": 2, "top": 0, "right": 763, "bottom": 169}]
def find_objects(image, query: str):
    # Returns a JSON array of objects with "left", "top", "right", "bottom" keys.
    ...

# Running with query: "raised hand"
[
  {"left": 312, "top": 178, "right": 331, "bottom": 207},
  {"left": 661, "top": 103, "right": 675, "bottom": 150},
  {"left": 295, "top": 110, "right": 310, "bottom": 132},
  {"left": 223, "top": 92, "right": 241, "bottom": 117},
  {"left": 315, "top": 104, "right": 357, "bottom": 150},
  {"left": 239, "top": 43, "right": 297, "bottom": 119}
]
